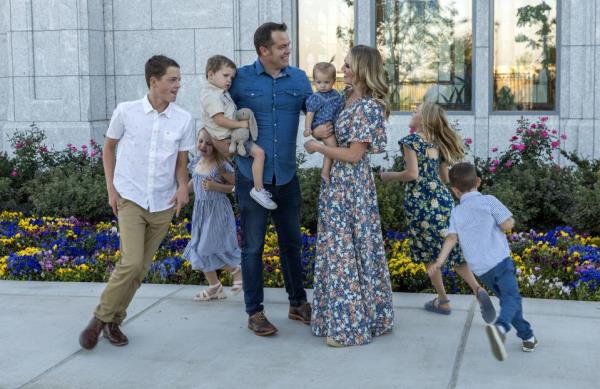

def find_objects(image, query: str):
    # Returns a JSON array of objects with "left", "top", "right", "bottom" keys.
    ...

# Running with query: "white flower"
[
  {"left": 429, "top": 182, "right": 438, "bottom": 191},
  {"left": 431, "top": 199, "right": 439, "bottom": 208}
]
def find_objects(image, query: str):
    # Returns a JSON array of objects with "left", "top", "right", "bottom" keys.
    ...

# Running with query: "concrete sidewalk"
[{"left": 1, "top": 281, "right": 599, "bottom": 389}]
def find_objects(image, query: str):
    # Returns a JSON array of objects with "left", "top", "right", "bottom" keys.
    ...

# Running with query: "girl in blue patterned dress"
[
  {"left": 304, "top": 45, "right": 394, "bottom": 347},
  {"left": 182, "top": 129, "right": 243, "bottom": 301},
  {"left": 303, "top": 62, "right": 344, "bottom": 182},
  {"left": 380, "top": 102, "right": 494, "bottom": 322}
]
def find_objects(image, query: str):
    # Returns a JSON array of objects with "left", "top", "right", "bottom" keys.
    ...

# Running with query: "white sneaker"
[{"left": 250, "top": 188, "right": 277, "bottom": 210}]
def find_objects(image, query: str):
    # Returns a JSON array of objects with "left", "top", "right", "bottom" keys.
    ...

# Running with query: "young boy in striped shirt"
[{"left": 428, "top": 162, "right": 537, "bottom": 361}]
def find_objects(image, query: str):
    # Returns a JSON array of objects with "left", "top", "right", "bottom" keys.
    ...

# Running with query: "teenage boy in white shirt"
[{"left": 79, "top": 55, "right": 195, "bottom": 350}]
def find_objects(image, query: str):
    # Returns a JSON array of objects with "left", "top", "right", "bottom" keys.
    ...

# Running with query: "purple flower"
[
  {"left": 540, "top": 116, "right": 549, "bottom": 122},
  {"left": 560, "top": 134, "right": 567, "bottom": 140},
  {"left": 491, "top": 147, "right": 498, "bottom": 153}
]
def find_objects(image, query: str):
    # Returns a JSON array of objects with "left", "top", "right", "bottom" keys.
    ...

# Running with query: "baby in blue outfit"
[{"left": 303, "top": 62, "right": 344, "bottom": 182}]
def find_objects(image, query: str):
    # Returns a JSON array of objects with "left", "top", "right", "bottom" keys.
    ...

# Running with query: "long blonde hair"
[
  {"left": 419, "top": 102, "right": 464, "bottom": 164},
  {"left": 349, "top": 45, "right": 390, "bottom": 119}
]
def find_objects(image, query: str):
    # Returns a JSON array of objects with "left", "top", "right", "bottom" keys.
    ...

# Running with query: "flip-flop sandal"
[
  {"left": 477, "top": 287, "right": 496, "bottom": 323},
  {"left": 424, "top": 297, "right": 451, "bottom": 315}
]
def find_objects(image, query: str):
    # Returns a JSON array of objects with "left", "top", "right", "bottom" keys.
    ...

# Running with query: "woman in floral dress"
[{"left": 304, "top": 45, "right": 394, "bottom": 347}]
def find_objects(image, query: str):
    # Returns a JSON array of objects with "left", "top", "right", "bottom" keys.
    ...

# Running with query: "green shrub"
[{"left": 28, "top": 164, "right": 112, "bottom": 221}]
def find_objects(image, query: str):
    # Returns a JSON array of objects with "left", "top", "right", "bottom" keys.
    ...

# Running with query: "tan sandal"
[
  {"left": 193, "top": 283, "right": 226, "bottom": 301},
  {"left": 230, "top": 266, "right": 243, "bottom": 296}
]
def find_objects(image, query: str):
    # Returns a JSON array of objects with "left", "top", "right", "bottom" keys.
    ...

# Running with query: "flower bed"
[{"left": 1, "top": 211, "right": 599, "bottom": 301}]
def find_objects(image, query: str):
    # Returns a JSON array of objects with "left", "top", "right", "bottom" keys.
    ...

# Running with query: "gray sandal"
[{"left": 424, "top": 297, "right": 451, "bottom": 315}]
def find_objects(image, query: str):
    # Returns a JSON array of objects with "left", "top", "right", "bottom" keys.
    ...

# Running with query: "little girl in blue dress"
[{"left": 182, "top": 128, "right": 242, "bottom": 301}]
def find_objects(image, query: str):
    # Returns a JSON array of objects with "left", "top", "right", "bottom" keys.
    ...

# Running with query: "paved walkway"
[{"left": 1, "top": 280, "right": 599, "bottom": 389}]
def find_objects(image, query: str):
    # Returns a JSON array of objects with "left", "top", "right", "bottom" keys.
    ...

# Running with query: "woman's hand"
[
  {"left": 312, "top": 123, "right": 333, "bottom": 140},
  {"left": 304, "top": 139, "right": 322, "bottom": 154}
]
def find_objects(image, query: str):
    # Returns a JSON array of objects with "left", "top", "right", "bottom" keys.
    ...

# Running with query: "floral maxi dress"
[
  {"left": 311, "top": 97, "right": 395, "bottom": 346},
  {"left": 398, "top": 133, "right": 464, "bottom": 267}
]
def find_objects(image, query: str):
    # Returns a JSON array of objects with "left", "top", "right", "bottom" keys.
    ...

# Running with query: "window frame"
[
  {"left": 372, "top": 0, "right": 476, "bottom": 115},
  {"left": 489, "top": 0, "right": 561, "bottom": 115}
]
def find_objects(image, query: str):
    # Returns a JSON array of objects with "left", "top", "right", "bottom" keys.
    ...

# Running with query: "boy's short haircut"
[
  {"left": 145, "top": 55, "right": 180, "bottom": 88},
  {"left": 313, "top": 62, "right": 336, "bottom": 81},
  {"left": 254, "top": 22, "right": 287, "bottom": 56},
  {"left": 449, "top": 162, "right": 478, "bottom": 192},
  {"left": 205, "top": 55, "right": 237, "bottom": 78}
]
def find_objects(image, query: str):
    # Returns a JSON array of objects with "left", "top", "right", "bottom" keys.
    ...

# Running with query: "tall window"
[
  {"left": 493, "top": 1, "right": 557, "bottom": 111},
  {"left": 376, "top": 0, "right": 473, "bottom": 112},
  {"left": 298, "top": 0, "right": 354, "bottom": 90}
]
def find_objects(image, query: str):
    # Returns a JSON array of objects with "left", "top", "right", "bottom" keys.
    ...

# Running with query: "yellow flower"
[{"left": 16, "top": 247, "right": 42, "bottom": 256}]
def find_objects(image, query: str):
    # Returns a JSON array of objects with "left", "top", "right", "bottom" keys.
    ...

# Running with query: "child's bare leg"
[
  {"left": 204, "top": 271, "right": 220, "bottom": 286},
  {"left": 426, "top": 262, "right": 450, "bottom": 308},
  {"left": 211, "top": 136, "right": 234, "bottom": 158},
  {"left": 249, "top": 144, "right": 265, "bottom": 191},
  {"left": 321, "top": 135, "right": 337, "bottom": 181},
  {"left": 223, "top": 265, "right": 242, "bottom": 284},
  {"left": 454, "top": 262, "right": 481, "bottom": 294}
]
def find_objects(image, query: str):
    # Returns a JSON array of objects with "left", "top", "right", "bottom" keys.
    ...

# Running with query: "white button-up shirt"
[{"left": 106, "top": 95, "right": 196, "bottom": 212}]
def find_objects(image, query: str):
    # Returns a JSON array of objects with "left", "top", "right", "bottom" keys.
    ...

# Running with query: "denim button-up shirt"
[{"left": 229, "top": 59, "right": 312, "bottom": 185}]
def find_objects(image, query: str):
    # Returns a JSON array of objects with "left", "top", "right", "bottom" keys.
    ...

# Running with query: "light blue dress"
[{"left": 182, "top": 157, "right": 241, "bottom": 271}]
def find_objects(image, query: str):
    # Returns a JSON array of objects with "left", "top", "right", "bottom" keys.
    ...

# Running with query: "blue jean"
[
  {"left": 479, "top": 257, "right": 534, "bottom": 340},
  {"left": 235, "top": 171, "right": 307, "bottom": 315}
]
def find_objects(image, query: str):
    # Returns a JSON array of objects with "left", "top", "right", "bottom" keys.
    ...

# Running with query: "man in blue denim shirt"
[{"left": 227, "top": 22, "right": 331, "bottom": 336}]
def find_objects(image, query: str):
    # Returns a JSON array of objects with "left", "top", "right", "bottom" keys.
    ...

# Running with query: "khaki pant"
[{"left": 94, "top": 199, "right": 174, "bottom": 324}]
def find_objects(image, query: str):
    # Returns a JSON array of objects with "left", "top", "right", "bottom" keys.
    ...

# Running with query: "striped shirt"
[{"left": 448, "top": 191, "right": 513, "bottom": 276}]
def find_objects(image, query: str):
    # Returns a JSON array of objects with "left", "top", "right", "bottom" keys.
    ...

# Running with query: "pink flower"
[
  {"left": 526, "top": 130, "right": 534, "bottom": 136},
  {"left": 504, "top": 160, "right": 514, "bottom": 168},
  {"left": 560, "top": 133, "right": 567, "bottom": 140},
  {"left": 488, "top": 166, "right": 497, "bottom": 173},
  {"left": 38, "top": 146, "right": 48, "bottom": 153},
  {"left": 464, "top": 137, "right": 473, "bottom": 145},
  {"left": 10, "top": 170, "right": 17, "bottom": 177},
  {"left": 81, "top": 144, "right": 88, "bottom": 149},
  {"left": 551, "top": 129, "right": 557, "bottom": 135},
  {"left": 540, "top": 116, "right": 549, "bottom": 122},
  {"left": 551, "top": 141, "right": 560, "bottom": 149},
  {"left": 491, "top": 159, "right": 500, "bottom": 166},
  {"left": 511, "top": 143, "right": 526, "bottom": 152},
  {"left": 540, "top": 130, "right": 548, "bottom": 138},
  {"left": 530, "top": 123, "right": 537, "bottom": 129},
  {"left": 510, "top": 135, "right": 519, "bottom": 141},
  {"left": 15, "top": 142, "right": 23, "bottom": 149},
  {"left": 90, "top": 150, "right": 98, "bottom": 158},
  {"left": 516, "top": 129, "right": 523, "bottom": 134},
  {"left": 491, "top": 147, "right": 498, "bottom": 153}
]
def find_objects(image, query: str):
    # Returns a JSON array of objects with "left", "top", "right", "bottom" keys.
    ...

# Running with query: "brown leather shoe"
[
  {"left": 79, "top": 317, "right": 105, "bottom": 350},
  {"left": 103, "top": 322, "right": 129, "bottom": 346},
  {"left": 248, "top": 311, "right": 278, "bottom": 336},
  {"left": 288, "top": 301, "right": 311, "bottom": 325}
]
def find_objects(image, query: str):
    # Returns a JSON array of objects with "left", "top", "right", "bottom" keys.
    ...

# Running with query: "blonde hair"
[
  {"left": 349, "top": 45, "right": 390, "bottom": 119},
  {"left": 418, "top": 102, "right": 464, "bottom": 164},
  {"left": 196, "top": 128, "right": 228, "bottom": 175},
  {"left": 313, "top": 62, "right": 336, "bottom": 81}
]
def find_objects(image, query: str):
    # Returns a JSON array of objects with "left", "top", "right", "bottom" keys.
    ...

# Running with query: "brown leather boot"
[
  {"left": 288, "top": 301, "right": 312, "bottom": 325},
  {"left": 248, "top": 311, "right": 278, "bottom": 336},
  {"left": 79, "top": 317, "right": 105, "bottom": 350},
  {"left": 103, "top": 322, "right": 129, "bottom": 346}
]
